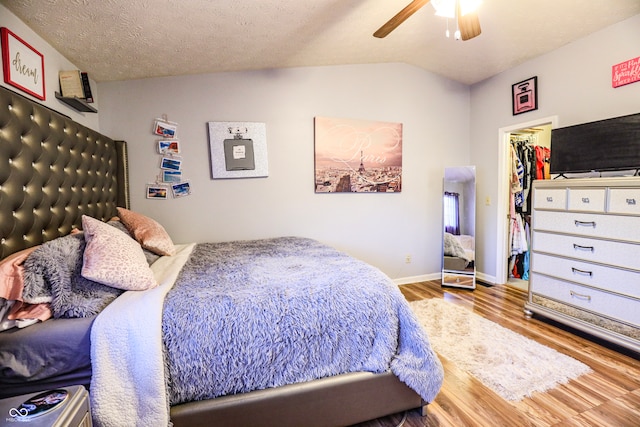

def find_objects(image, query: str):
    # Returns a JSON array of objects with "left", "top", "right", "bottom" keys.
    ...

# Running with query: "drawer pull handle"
[
  {"left": 627, "top": 198, "right": 636, "bottom": 205},
  {"left": 581, "top": 197, "right": 590, "bottom": 203},
  {"left": 573, "top": 244, "right": 594, "bottom": 252},
  {"left": 571, "top": 267, "right": 593, "bottom": 277},
  {"left": 546, "top": 196, "right": 553, "bottom": 202},
  {"left": 570, "top": 290, "right": 592, "bottom": 301},
  {"left": 574, "top": 220, "right": 596, "bottom": 228}
]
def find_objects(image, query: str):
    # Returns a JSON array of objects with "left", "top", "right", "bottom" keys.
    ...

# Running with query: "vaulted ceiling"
[{"left": 2, "top": 0, "right": 640, "bottom": 85}]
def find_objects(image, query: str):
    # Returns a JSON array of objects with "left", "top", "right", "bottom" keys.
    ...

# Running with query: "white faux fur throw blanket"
[{"left": 90, "top": 243, "right": 195, "bottom": 427}]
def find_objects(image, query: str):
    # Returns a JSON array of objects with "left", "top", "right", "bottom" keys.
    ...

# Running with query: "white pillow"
[{"left": 81, "top": 215, "right": 157, "bottom": 291}]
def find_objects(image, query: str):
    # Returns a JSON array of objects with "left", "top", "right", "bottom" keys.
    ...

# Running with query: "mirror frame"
[{"left": 442, "top": 166, "right": 476, "bottom": 289}]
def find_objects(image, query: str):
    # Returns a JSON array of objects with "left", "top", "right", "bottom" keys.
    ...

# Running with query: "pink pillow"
[
  {"left": 0, "top": 246, "right": 39, "bottom": 301},
  {"left": 0, "top": 246, "right": 52, "bottom": 326},
  {"left": 81, "top": 215, "right": 157, "bottom": 291},
  {"left": 116, "top": 207, "right": 175, "bottom": 256}
]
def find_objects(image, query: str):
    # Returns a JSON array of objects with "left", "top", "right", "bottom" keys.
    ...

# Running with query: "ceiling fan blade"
[
  {"left": 373, "top": 0, "right": 432, "bottom": 38},
  {"left": 458, "top": 11, "right": 481, "bottom": 40}
]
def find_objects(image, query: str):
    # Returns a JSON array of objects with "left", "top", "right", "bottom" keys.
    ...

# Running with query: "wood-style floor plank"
[{"left": 355, "top": 280, "right": 640, "bottom": 427}]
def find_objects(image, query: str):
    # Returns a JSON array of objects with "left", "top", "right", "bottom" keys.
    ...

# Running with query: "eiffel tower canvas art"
[{"left": 314, "top": 116, "right": 403, "bottom": 193}]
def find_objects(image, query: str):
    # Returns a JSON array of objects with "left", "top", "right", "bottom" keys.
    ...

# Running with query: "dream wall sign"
[
  {"left": 314, "top": 116, "right": 402, "bottom": 193},
  {"left": 1, "top": 27, "right": 45, "bottom": 100}
]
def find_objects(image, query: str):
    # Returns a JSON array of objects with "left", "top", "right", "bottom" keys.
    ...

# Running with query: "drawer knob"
[
  {"left": 570, "top": 290, "right": 592, "bottom": 301},
  {"left": 581, "top": 197, "right": 590, "bottom": 203},
  {"left": 626, "top": 198, "right": 636, "bottom": 205},
  {"left": 573, "top": 244, "right": 594, "bottom": 252},
  {"left": 546, "top": 196, "right": 553, "bottom": 202},
  {"left": 571, "top": 267, "right": 593, "bottom": 277},
  {"left": 574, "top": 220, "right": 596, "bottom": 228}
]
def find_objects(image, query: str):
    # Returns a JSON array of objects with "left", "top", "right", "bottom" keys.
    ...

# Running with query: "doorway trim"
[{"left": 495, "top": 115, "right": 558, "bottom": 285}]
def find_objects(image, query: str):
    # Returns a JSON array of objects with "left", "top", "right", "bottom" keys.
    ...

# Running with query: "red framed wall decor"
[
  {"left": 612, "top": 56, "right": 640, "bottom": 88},
  {"left": 1, "top": 27, "right": 46, "bottom": 100}
]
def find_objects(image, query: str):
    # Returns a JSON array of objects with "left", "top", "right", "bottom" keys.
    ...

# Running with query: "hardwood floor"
[{"left": 355, "top": 280, "right": 640, "bottom": 427}]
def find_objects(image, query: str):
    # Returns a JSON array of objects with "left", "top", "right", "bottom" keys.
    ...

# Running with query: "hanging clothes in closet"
[{"left": 508, "top": 135, "right": 550, "bottom": 281}]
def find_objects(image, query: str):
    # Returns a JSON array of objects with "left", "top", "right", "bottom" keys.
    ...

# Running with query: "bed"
[
  {"left": 0, "top": 85, "right": 443, "bottom": 426},
  {"left": 443, "top": 233, "right": 474, "bottom": 271}
]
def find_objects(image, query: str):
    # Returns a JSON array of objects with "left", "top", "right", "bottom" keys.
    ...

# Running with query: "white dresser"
[{"left": 525, "top": 177, "right": 640, "bottom": 353}]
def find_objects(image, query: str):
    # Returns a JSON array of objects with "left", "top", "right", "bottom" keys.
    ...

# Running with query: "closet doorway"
[{"left": 495, "top": 116, "right": 558, "bottom": 290}]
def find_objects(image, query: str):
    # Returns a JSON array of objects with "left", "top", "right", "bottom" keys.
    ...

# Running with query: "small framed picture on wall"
[
  {"left": 157, "top": 140, "right": 180, "bottom": 154},
  {"left": 146, "top": 185, "right": 168, "bottom": 200},
  {"left": 160, "top": 156, "right": 182, "bottom": 171},
  {"left": 512, "top": 76, "right": 538, "bottom": 115},
  {"left": 171, "top": 181, "right": 192, "bottom": 198}
]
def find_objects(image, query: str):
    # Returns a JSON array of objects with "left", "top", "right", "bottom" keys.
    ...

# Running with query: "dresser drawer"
[
  {"left": 567, "top": 188, "right": 606, "bottom": 212},
  {"left": 530, "top": 273, "right": 640, "bottom": 327},
  {"left": 442, "top": 272, "right": 474, "bottom": 288},
  {"left": 533, "top": 188, "right": 566, "bottom": 210},
  {"left": 533, "top": 210, "right": 640, "bottom": 243},
  {"left": 531, "top": 231, "right": 640, "bottom": 271},
  {"left": 530, "top": 253, "right": 640, "bottom": 298},
  {"left": 608, "top": 188, "right": 640, "bottom": 215}
]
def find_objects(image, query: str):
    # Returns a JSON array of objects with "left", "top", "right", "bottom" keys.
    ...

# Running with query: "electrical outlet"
[{"left": 405, "top": 254, "right": 412, "bottom": 263}]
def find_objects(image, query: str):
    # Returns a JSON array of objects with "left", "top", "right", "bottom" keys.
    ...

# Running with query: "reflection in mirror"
[{"left": 442, "top": 166, "right": 476, "bottom": 289}]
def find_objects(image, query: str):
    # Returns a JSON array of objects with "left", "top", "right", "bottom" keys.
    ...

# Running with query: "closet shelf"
[{"left": 55, "top": 92, "right": 97, "bottom": 113}]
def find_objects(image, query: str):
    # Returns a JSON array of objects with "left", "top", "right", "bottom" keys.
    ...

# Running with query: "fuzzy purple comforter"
[{"left": 161, "top": 237, "right": 443, "bottom": 405}]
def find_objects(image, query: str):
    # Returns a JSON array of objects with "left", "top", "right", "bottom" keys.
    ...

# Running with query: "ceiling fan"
[{"left": 373, "top": 0, "right": 482, "bottom": 41}]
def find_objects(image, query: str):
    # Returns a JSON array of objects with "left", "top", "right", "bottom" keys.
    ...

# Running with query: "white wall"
[
  {"left": 97, "top": 64, "right": 471, "bottom": 281},
  {"left": 0, "top": 4, "right": 99, "bottom": 130},
  {"left": 470, "top": 14, "right": 640, "bottom": 283}
]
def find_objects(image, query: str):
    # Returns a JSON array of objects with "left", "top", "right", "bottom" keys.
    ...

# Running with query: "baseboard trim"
[
  {"left": 476, "top": 271, "right": 497, "bottom": 285},
  {"left": 394, "top": 271, "right": 497, "bottom": 287},
  {"left": 394, "top": 274, "right": 440, "bottom": 286}
]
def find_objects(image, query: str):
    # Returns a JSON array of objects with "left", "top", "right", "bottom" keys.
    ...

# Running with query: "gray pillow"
[{"left": 22, "top": 233, "right": 123, "bottom": 318}]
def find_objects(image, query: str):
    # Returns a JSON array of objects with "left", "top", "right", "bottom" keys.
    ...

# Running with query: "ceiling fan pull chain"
[{"left": 454, "top": 0, "right": 461, "bottom": 40}]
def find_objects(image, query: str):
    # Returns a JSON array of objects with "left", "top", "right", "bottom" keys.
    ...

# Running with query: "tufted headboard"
[{"left": 0, "top": 86, "right": 129, "bottom": 260}]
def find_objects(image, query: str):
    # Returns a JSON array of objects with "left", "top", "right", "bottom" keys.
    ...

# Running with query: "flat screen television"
[{"left": 550, "top": 112, "right": 640, "bottom": 175}]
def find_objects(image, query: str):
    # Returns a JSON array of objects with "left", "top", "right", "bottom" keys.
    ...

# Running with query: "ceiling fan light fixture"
[
  {"left": 431, "top": 0, "right": 482, "bottom": 19},
  {"left": 373, "top": 0, "right": 481, "bottom": 40}
]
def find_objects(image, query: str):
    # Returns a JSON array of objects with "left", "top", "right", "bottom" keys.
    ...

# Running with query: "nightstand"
[{"left": 0, "top": 385, "right": 91, "bottom": 426}]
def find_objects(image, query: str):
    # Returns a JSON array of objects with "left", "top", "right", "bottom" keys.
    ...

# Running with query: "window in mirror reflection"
[{"left": 443, "top": 191, "right": 460, "bottom": 235}]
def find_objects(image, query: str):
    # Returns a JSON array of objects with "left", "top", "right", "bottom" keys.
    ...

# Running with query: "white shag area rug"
[{"left": 410, "top": 298, "right": 592, "bottom": 401}]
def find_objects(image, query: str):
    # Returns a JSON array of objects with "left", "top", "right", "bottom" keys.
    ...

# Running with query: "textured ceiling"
[{"left": 2, "top": 0, "right": 640, "bottom": 85}]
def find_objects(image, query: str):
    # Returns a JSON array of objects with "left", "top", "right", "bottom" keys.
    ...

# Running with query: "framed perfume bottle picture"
[{"left": 512, "top": 76, "right": 538, "bottom": 115}]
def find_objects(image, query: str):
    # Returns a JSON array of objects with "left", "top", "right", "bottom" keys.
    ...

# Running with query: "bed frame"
[{"left": 0, "top": 85, "right": 426, "bottom": 426}]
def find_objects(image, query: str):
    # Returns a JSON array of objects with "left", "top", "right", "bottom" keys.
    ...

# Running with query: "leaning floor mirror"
[{"left": 442, "top": 166, "right": 476, "bottom": 289}]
